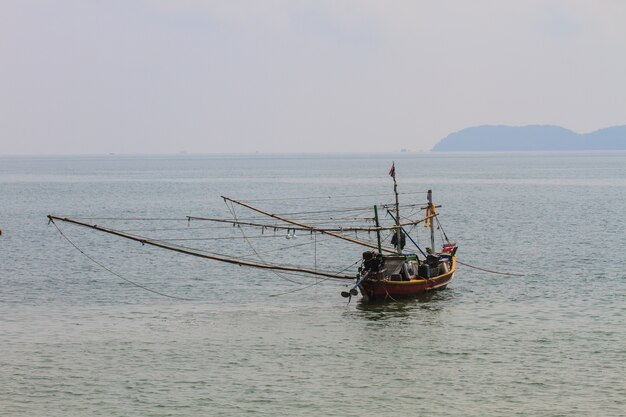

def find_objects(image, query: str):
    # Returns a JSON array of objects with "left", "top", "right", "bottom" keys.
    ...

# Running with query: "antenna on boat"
[{"left": 389, "top": 162, "right": 402, "bottom": 255}]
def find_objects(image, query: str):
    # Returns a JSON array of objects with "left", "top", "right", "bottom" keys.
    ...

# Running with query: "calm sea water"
[{"left": 1, "top": 152, "right": 625, "bottom": 416}]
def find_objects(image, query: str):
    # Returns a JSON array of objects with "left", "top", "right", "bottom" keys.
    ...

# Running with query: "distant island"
[{"left": 432, "top": 125, "right": 626, "bottom": 151}]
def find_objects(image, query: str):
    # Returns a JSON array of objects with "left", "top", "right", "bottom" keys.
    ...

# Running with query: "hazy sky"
[{"left": 1, "top": 1, "right": 625, "bottom": 154}]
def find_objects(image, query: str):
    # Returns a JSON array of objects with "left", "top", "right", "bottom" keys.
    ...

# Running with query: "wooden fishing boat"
[
  {"left": 352, "top": 249, "right": 457, "bottom": 302},
  {"left": 340, "top": 166, "right": 458, "bottom": 301},
  {"left": 47, "top": 163, "right": 458, "bottom": 302}
]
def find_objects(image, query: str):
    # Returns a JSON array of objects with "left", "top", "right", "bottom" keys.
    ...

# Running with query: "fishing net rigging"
[
  {"left": 224, "top": 199, "right": 306, "bottom": 285},
  {"left": 47, "top": 174, "right": 529, "bottom": 303},
  {"left": 49, "top": 218, "right": 196, "bottom": 301},
  {"left": 222, "top": 199, "right": 371, "bottom": 287}
]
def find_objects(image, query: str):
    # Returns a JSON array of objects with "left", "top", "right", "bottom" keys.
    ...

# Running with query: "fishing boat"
[
  {"left": 341, "top": 165, "right": 458, "bottom": 301},
  {"left": 47, "top": 163, "right": 457, "bottom": 302},
  {"left": 351, "top": 243, "right": 457, "bottom": 302}
]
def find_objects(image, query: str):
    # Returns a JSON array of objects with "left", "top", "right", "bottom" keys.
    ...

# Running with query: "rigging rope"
[
  {"left": 249, "top": 202, "right": 421, "bottom": 219},
  {"left": 225, "top": 201, "right": 306, "bottom": 285},
  {"left": 49, "top": 219, "right": 195, "bottom": 301},
  {"left": 242, "top": 190, "right": 429, "bottom": 202},
  {"left": 237, "top": 238, "right": 321, "bottom": 260},
  {"left": 435, "top": 215, "right": 450, "bottom": 243},
  {"left": 67, "top": 217, "right": 188, "bottom": 221},
  {"left": 158, "top": 235, "right": 296, "bottom": 241},
  {"left": 456, "top": 259, "right": 526, "bottom": 276},
  {"left": 269, "top": 258, "right": 361, "bottom": 297}
]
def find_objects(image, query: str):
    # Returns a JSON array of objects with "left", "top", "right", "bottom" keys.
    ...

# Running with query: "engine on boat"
[{"left": 362, "top": 251, "right": 384, "bottom": 272}]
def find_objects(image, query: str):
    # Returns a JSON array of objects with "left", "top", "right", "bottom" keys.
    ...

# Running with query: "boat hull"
[{"left": 358, "top": 257, "right": 456, "bottom": 301}]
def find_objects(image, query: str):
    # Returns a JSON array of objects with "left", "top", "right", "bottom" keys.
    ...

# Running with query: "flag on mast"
[{"left": 389, "top": 162, "right": 396, "bottom": 179}]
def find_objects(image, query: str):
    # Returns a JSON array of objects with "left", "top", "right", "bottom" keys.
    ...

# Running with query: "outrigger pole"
[
  {"left": 187, "top": 216, "right": 427, "bottom": 233},
  {"left": 220, "top": 195, "right": 436, "bottom": 256},
  {"left": 47, "top": 215, "right": 355, "bottom": 280},
  {"left": 221, "top": 196, "right": 399, "bottom": 254}
]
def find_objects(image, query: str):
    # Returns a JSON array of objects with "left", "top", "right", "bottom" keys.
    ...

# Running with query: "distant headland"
[{"left": 432, "top": 125, "right": 626, "bottom": 152}]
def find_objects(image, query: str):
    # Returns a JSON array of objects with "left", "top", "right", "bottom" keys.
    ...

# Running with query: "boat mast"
[
  {"left": 373, "top": 205, "right": 382, "bottom": 254},
  {"left": 427, "top": 189, "right": 435, "bottom": 252},
  {"left": 391, "top": 162, "right": 402, "bottom": 255}
]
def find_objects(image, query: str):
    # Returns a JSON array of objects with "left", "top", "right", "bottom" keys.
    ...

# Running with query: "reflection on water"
[{"left": 349, "top": 288, "right": 455, "bottom": 322}]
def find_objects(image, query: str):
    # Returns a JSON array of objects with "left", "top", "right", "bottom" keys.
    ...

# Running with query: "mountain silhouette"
[{"left": 432, "top": 125, "right": 626, "bottom": 151}]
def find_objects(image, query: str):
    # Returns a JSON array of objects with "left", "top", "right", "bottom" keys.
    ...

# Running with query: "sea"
[{"left": 1, "top": 152, "right": 625, "bottom": 417}]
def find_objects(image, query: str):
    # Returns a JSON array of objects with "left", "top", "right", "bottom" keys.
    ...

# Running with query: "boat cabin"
[{"left": 360, "top": 250, "right": 452, "bottom": 281}]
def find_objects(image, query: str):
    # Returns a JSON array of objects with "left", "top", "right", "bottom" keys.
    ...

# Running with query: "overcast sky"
[{"left": 1, "top": 0, "right": 625, "bottom": 154}]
